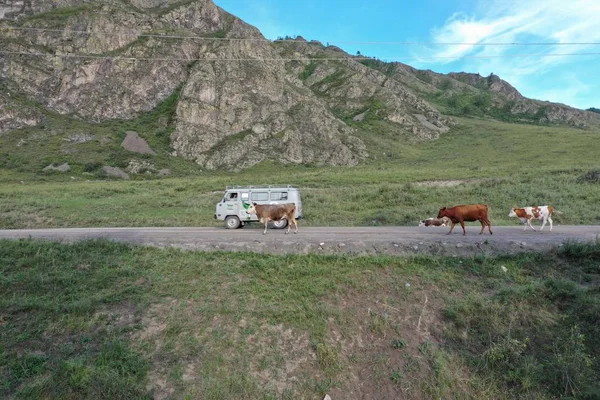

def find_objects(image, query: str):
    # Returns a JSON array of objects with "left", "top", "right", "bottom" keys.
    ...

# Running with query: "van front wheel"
[
  {"left": 225, "top": 216, "right": 241, "bottom": 229},
  {"left": 273, "top": 219, "right": 288, "bottom": 229}
]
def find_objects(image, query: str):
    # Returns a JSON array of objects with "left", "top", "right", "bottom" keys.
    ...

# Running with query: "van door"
[
  {"left": 239, "top": 192, "right": 252, "bottom": 221},
  {"left": 225, "top": 191, "right": 240, "bottom": 216}
]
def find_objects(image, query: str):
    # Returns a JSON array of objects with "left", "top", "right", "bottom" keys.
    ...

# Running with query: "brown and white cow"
[
  {"left": 419, "top": 217, "right": 451, "bottom": 227},
  {"left": 247, "top": 202, "right": 298, "bottom": 235},
  {"left": 437, "top": 204, "right": 493, "bottom": 235},
  {"left": 508, "top": 206, "right": 558, "bottom": 231}
]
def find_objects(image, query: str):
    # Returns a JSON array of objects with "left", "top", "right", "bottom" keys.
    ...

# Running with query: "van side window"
[
  {"left": 227, "top": 192, "right": 238, "bottom": 201},
  {"left": 251, "top": 192, "right": 268, "bottom": 201},
  {"left": 270, "top": 192, "right": 288, "bottom": 200},
  {"left": 241, "top": 192, "right": 249, "bottom": 201}
]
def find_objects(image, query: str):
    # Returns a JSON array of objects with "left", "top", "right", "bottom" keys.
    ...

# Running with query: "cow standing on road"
[
  {"left": 247, "top": 202, "right": 299, "bottom": 235},
  {"left": 508, "top": 206, "right": 558, "bottom": 231},
  {"left": 438, "top": 204, "right": 493, "bottom": 235}
]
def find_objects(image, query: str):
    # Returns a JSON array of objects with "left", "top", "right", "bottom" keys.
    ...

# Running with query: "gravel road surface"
[{"left": 1, "top": 226, "right": 599, "bottom": 256}]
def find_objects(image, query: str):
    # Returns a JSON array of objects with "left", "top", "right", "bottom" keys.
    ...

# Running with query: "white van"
[{"left": 214, "top": 185, "right": 304, "bottom": 229}]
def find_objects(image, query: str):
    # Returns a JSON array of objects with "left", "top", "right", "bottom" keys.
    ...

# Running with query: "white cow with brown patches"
[
  {"left": 418, "top": 217, "right": 450, "bottom": 227},
  {"left": 508, "top": 206, "right": 560, "bottom": 231}
]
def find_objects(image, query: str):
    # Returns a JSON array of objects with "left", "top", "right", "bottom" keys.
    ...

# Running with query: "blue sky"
[{"left": 214, "top": 0, "right": 599, "bottom": 109}]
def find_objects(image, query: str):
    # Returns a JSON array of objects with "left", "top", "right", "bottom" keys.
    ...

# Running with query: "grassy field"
[
  {"left": 1, "top": 117, "right": 599, "bottom": 229},
  {"left": 1, "top": 239, "right": 599, "bottom": 399}
]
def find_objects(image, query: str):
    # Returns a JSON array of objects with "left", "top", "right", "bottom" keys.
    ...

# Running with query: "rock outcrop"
[
  {"left": 103, "top": 165, "right": 130, "bottom": 179},
  {"left": 121, "top": 131, "right": 156, "bottom": 155},
  {"left": 43, "top": 163, "right": 70, "bottom": 172}
]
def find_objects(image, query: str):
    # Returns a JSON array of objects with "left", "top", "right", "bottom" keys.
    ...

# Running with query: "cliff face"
[{"left": 1, "top": 0, "right": 597, "bottom": 170}]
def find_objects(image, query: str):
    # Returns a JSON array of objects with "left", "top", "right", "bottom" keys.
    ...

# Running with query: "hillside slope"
[{"left": 1, "top": 0, "right": 599, "bottom": 173}]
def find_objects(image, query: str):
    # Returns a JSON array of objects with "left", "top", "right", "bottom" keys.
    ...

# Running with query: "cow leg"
[
  {"left": 485, "top": 218, "right": 493, "bottom": 235},
  {"left": 447, "top": 221, "right": 456, "bottom": 235},
  {"left": 540, "top": 217, "right": 547, "bottom": 231},
  {"left": 285, "top": 218, "right": 296, "bottom": 235},
  {"left": 263, "top": 219, "right": 268, "bottom": 235},
  {"left": 527, "top": 219, "right": 537, "bottom": 232},
  {"left": 459, "top": 220, "right": 466, "bottom": 236},
  {"left": 548, "top": 216, "right": 553, "bottom": 231},
  {"left": 479, "top": 219, "right": 485, "bottom": 235}
]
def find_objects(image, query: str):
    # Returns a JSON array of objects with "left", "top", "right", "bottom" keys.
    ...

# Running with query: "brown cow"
[
  {"left": 247, "top": 202, "right": 298, "bottom": 235},
  {"left": 437, "top": 204, "right": 493, "bottom": 235}
]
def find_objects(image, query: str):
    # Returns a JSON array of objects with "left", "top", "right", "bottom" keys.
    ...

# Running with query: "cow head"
[
  {"left": 247, "top": 202, "right": 257, "bottom": 215},
  {"left": 437, "top": 207, "right": 447, "bottom": 219},
  {"left": 508, "top": 208, "right": 517, "bottom": 218}
]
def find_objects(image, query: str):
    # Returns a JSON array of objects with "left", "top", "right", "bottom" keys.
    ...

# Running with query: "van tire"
[
  {"left": 273, "top": 219, "right": 288, "bottom": 229},
  {"left": 225, "top": 216, "right": 241, "bottom": 229}
]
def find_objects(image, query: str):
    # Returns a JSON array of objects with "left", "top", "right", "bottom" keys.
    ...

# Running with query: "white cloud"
[
  {"left": 419, "top": 0, "right": 600, "bottom": 107},
  {"left": 534, "top": 73, "right": 592, "bottom": 106}
]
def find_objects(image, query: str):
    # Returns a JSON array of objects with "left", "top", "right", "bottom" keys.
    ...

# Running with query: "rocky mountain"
[
  {"left": 1, "top": 0, "right": 598, "bottom": 171},
  {"left": 361, "top": 61, "right": 599, "bottom": 128}
]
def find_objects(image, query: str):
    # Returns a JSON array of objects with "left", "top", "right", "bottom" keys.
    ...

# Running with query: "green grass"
[
  {"left": 1, "top": 164, "right": 599, "bottom": 228},
  {"left": 1, "top": 239, "right": 598, "bottom": 398},
  {"left": 1, "top": 101, "right": 600, "bottom": 228}
]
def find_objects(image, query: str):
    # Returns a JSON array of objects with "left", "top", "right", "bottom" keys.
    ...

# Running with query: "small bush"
[
  {"left": 577, "top": 170, "right": 600, "bottom": 184},
  {"left": 83, "top": 162, "right": 103, "bottom": 172},
  {"left": 559, "top": 240, "right": 600, "bottom": 260},
  {"left": 299, "top": 62, "right": 317, "bottom": 80}
]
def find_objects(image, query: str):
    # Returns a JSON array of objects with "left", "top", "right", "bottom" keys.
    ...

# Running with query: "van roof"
[{"left": 225, "top": 185, "right": 298, "bottom": 190}]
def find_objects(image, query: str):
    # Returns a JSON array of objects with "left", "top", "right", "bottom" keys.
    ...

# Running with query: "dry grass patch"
[{"left": 132, "top": 298, "right": 321, "bottom": 399}]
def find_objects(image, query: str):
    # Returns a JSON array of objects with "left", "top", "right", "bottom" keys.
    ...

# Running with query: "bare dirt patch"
[
  {"left": 415, "top": 179, "right": 479, "bottom": 187},
  {"left": 322, "top": 274, "right": 475, "bottom": 400},
  {"left": 93, "top": 301, "right": 137, "bottom": 329},
  {"left": 131, "top": 299, "right": 178, "bottom": 400},
  {"left": 244, "top": 322, "right": 316, "bottom": 396},
  {"left": 132, "top": 298, "right": 321, "bottom": 399}
]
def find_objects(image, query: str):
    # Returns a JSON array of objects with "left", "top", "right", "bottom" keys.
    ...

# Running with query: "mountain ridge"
[{"left": 1, "top": 0, "right": 598, "bottom": 172}]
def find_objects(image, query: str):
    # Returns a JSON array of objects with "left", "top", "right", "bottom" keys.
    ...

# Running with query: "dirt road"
[{"left": 1, "top": 225, "right": 598, "bottom": 256}]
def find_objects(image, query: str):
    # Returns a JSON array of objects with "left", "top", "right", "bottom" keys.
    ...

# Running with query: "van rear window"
[
  {"left": 270, "top": 192, "right": 288, "bottom": 200},
  {"left": 251, "top": 192, "right": 268, "bottom": 201}
]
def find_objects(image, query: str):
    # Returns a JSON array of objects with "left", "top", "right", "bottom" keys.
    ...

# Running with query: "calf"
[
  {"left": 437, "top": 204, "right": 493, "bottom": 235},
  {"left": 508, "top": 206, "right": 557, "bottom": 231},
  {"left": 419, "top": 217, "right": 450, "bottom": 227},
  {"left": 247, "top": 202, "right": 298, "bottom": 235}
]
